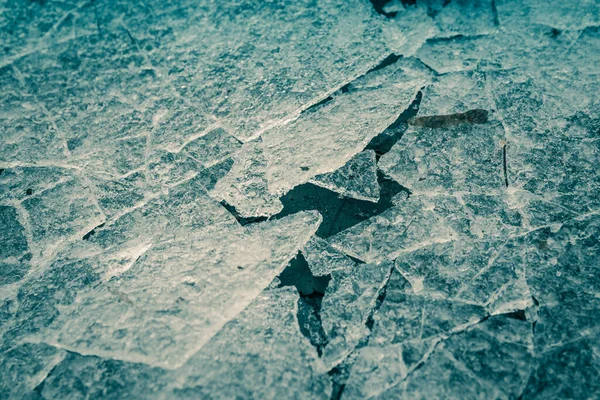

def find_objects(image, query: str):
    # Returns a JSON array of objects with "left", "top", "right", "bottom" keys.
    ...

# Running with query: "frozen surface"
[{"left": 1, "top": 0, "right": 599, "bottom": 398}]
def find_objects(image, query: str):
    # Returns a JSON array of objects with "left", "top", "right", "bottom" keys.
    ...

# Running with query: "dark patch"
[
  {"left": 328, "top": 368, "right": 347, "bottom": 400},
  {"left": 277, "top": 252, "right": 331, "bottom": 295},
  {"left": 426, "top": 6, "right": 440, "bottom": 18},
  {"left": 66, "top": 138, "right": 83, "bottom": 152},
  {"left": 278, "top": 253, "right": 330, "bottom": 355},
  {"left": 549, "top": 28, "right": 561, "bottom": 38},
  {"left": 168, "top": 66, "right": 184, "bottom": 75},
  {"left": 408, "top": 109, "right": 489, "bottom": 128},
  {"left": 273, "top": 170, "right": 408, "bottom": 238},
  {"left": 366, "top": 91, "right": 423, "bottom": 159},
  {"left": 300, "top": 166, "right": 310, "bottom": 171},
  {"left": 82, "top": 223, "right": 105, "bottom": 240},
  {"left": 370, "top": 0, "right": 397, "bottom": 18},
  {"left": 220, "top": 201, "right": 268, "bottom": 226},
  {"left": 367, "top": 53, "right": 402, "bottom": 74},
  {"left": 531, "top": 295, "right": 540, "bottom": 306},
  {"left": 340, "top": 84, "right": 352, "bottom": 93},
  {"left": 237, "top": 266, "right": 244, "bottom": 270},
  {"left": 427, "top": 0, "right": 450, "bottom": 18},
  {"left": 57, "top": 50, "right": 81, "bottom": 70},
  {"left": 140, "top": 69, "right": 156, "bottom": 79},
  {"left": 297, "top": 294, "right": 329, "bottom": 356},
  {"left": 503, "top": 309, "right": 527, "bottom": 321},
  {"left": 0, "top": 169, "right": 4, "bottom": 176},
  {"left": 25, "top": 188, "right": 33, "bottom": 196},
  {"left": 503, "top": 143, "right": 509, "bottom": 188},
  {"left": 426, "top": 0, "right": 451, "bottom": 18}
]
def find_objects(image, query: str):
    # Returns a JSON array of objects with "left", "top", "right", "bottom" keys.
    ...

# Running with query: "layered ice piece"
[{"left": 9, "top": 178, "right": 321, "bottom": 369}]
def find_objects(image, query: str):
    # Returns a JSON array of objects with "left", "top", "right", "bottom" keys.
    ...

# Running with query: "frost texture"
[{"left": 1, "top": 0, "right": 599, "bottom": 398}]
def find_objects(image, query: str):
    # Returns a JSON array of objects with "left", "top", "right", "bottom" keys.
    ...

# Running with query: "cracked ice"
[{"left": 1, "top": 0, "right": 599, "bottom": 399}]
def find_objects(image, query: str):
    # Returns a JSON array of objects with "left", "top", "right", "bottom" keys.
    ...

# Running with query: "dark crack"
[
  {"left": 219, "top": 201, "right": 268, "bottom": 226},
  {"left": 220, "top": 172, "right": 408, "bottom": 235},
  {"left": 328, "top": 265, "right": 396, "bottom": 400},
  {"left": 408, "top": 109, "right": 489, "bottom": 128},
  {"left": 366, "top": 90, "right": 423, "bottom": 159},
  {"left": 367, "top": 53, "right": 403, "bottom": 74},
  {"left": 426, "top": 33, "right": 489, "bottom": 44},
  {"left": 303, "top": 53, "right": 407, "bottom": 114},
  {"left": 503, "top": 143, "right": 509, "bottom": 188},
  {"left": 365, "top": 264, "right": 395, "bottom": 332},
  {"left": 491, "top": 0, "right": 500, "bottom": 26},
  {"left": 82, "top": 223, "right": 106, "bottom": 240},
  {"left": 304, "top": 95, "right": 335, "bottom": 113}
]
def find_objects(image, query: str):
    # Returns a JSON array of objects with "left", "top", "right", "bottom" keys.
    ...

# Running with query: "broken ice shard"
[
  {"left": 319, "top": 260, "right": 393, "bottom": 370},
  {"left": 24, "top": 210, "right": 320, "bottom": 369},
  {"left": 310, "top": 150, "right": 381, "bottom": 203}
]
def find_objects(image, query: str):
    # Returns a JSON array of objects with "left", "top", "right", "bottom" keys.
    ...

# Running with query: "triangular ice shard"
[{"left": 310, "top": 150, "right": 380, "bottom": 203}]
